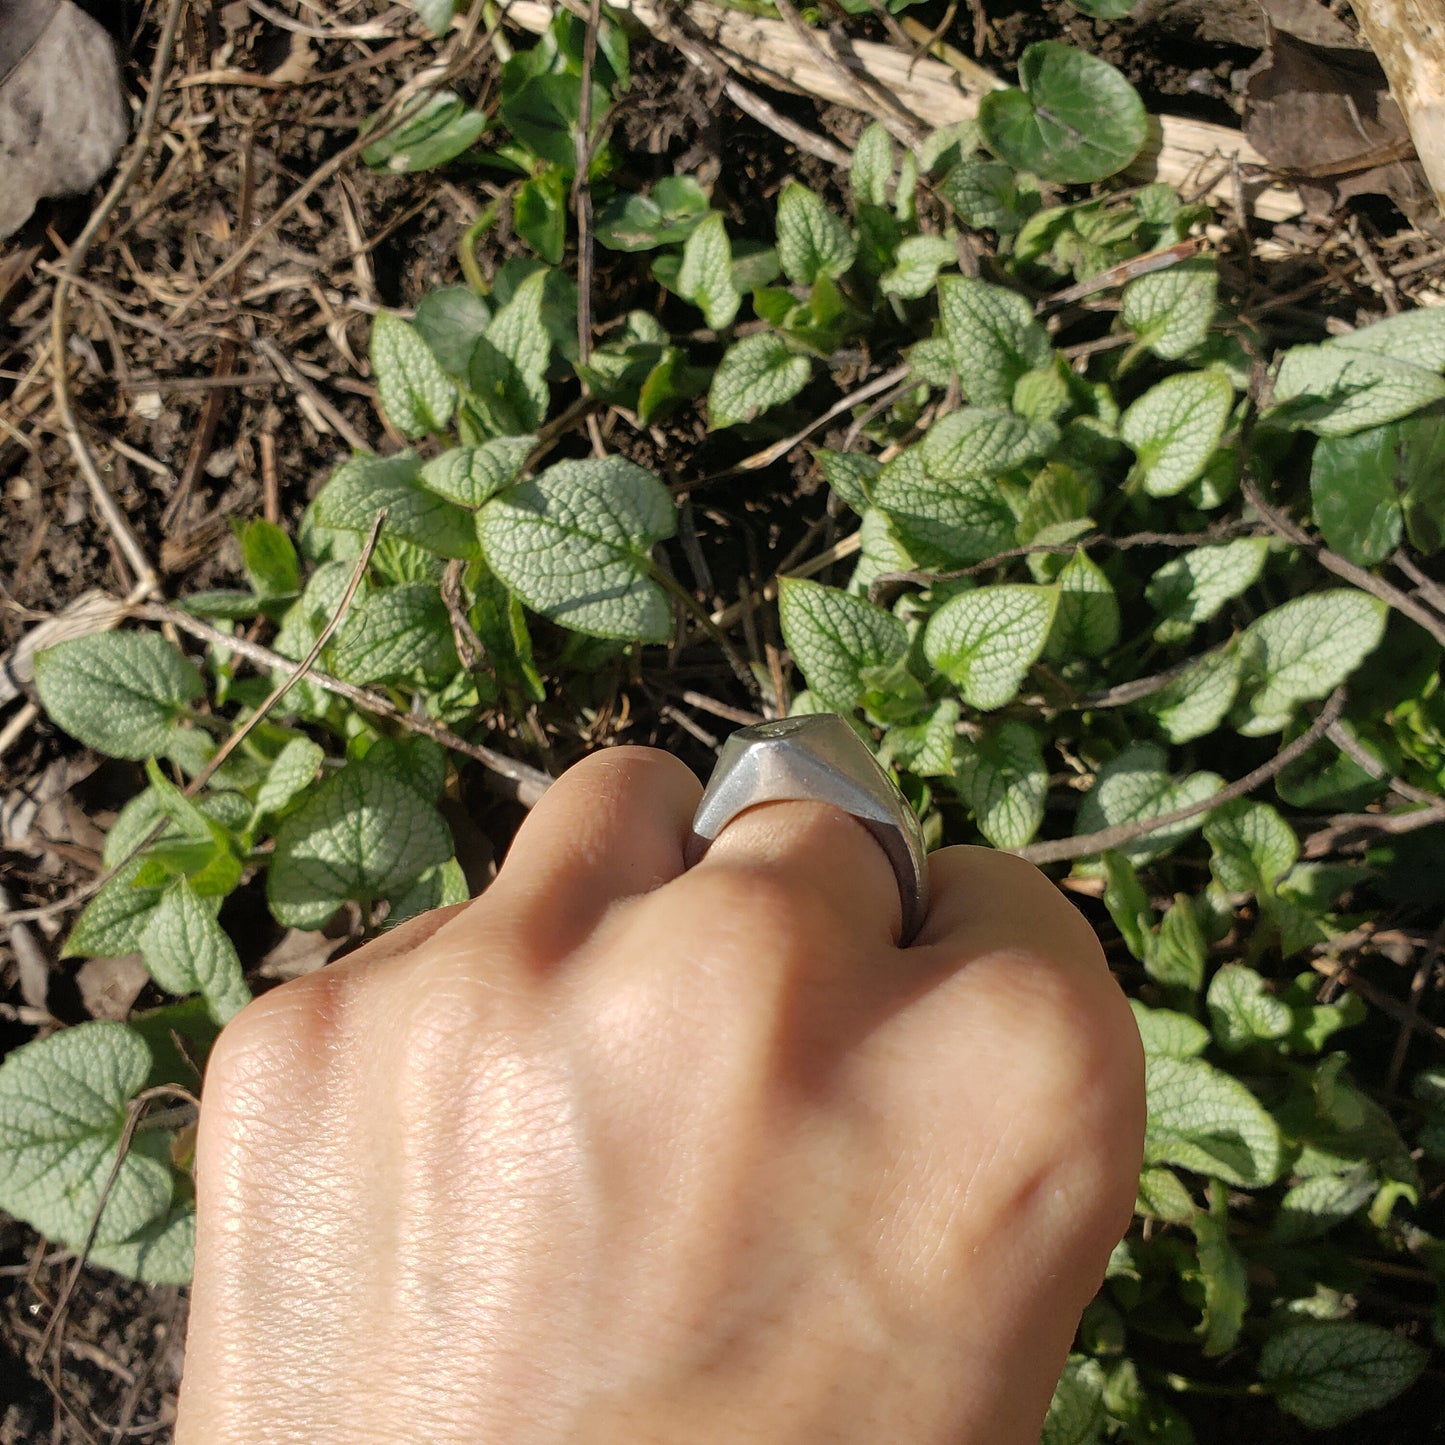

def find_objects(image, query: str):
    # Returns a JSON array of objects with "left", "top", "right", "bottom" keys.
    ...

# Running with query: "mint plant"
[{"left": 7, "top": 15, "right": 1443, "bottom": 1435}]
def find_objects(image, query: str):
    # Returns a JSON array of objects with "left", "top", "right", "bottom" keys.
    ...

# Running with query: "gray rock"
[{"left": 0, "top": 0, "right": 128, "bottom": 240}]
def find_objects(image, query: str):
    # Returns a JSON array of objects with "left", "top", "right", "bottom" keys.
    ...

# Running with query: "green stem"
[{"left": 459, "top": 199, "right": 502, "bottom": 296}]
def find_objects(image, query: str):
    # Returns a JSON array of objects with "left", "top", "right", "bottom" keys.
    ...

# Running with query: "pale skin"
[{"left": 177, "top": 747, "right": 1146, "bottom": 1444}]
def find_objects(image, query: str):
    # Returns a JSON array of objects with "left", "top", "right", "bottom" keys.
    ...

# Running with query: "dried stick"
[
  {"left": 1013, "top": 689, "right": 1348, "bottom": 866},
  {"left": 573, "top": 0, "right": 602, "bottom": 367},
  {"left": 48, "top": 0, "right": 187, "bottom": 597}
]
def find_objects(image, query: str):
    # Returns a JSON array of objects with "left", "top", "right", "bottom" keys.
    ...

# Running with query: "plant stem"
[{"left": 649, "top": 563, "right": 764, "bottom": 704}]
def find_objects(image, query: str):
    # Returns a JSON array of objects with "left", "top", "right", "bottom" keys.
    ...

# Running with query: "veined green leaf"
[
  {"left": 919, "top": 406, "right": 1056, "bottom": 481},
  {"left": 1121, "top": 371, "right": 1234, "bottom": 497},
  {"left": 1121, "top": 257, "right": 1217, "bottom": 360},
  {"left": 0, "top": 1023, "right": 174, "bottom": 1249},
  {"left": 923, "top": 585, "right": 1057, "bottom": 710},
  {"left": 1146, "top": 539, "right": 1268, "bottom": 644},
  {"left": 477, "top": 456, "right": 676, "bottom": 641},
  {"left": 937, "top": 274, "right": 1052, "bottom": 406},
  {"left": 708, "top": 333, "right": 812, "bottom": 429},
  {"left": 1273, "top": 343, "right": 1445, "bottom": 435},
  {"left": 34, "top": 633, "right": 203, "bottom": 761},
  {"left": 676, "top": 212, "right": 741, "bottom": 331},
  {"left": 371, "top": 311, "right": 457, "bottom": 437},
  {"left": 953, "top": 720, "right": 1047, "bottom": 849},
  {"left": 312, "top": 451, "right": 479, "bottom": 559},
  {"left": 139, "top": 880, "right": 251, "bottom": 1024},
  {"left": 776, "top": 181, "right": 857, "bottom": 285},
  {"left": 1261, "top": 1323, "right": 1425, "bottom": 1429},
  {"left": 778, "top": 578, "right": 908, "bottom": 714},
  {"left": 1144, "top": 1053, "right": 1285, "bottom": 1187}
]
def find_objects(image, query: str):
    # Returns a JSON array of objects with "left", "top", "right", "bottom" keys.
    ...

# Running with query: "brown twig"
[
  {"left": 1242, "top": 476, "right": 1445, "bottom": 650},
  {"left": 48, "top": 0, "right": 188, "bottom": 597},
  {"left": 1386, "top": 915, "right": 1445, "bottom": 1093},
  {"left": 1014, "top": 689, "right": 1349, "bottom": 865}
]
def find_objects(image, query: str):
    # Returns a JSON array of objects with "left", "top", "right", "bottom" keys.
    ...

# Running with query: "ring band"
[{"left": 688, "top": 714, "right": 930, "bottom": 945}]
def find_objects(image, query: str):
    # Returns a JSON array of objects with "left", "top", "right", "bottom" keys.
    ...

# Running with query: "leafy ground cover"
[{"left": 2, "top": 1, "right": 1445, "bottom": 1439}]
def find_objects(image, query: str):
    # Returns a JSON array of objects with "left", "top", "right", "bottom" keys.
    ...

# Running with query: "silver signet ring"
[{"left": 688, "top": 714, "right": 930, "bottom": 946}]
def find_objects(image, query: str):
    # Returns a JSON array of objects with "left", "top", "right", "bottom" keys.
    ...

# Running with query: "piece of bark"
[
  {"left": 0, "top": 0, "right": 128, "bottom": 241},
  {"left": 1349, "top": 0, "right": 1445, "bottom": 217},
  {"left": 505, "top": 0, "right": 1306, "bottom": 222}
]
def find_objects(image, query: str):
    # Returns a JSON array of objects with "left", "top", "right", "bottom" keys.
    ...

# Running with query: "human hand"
[{"left": 176, "top": 746, "right": 1144, "bottom": 1444}]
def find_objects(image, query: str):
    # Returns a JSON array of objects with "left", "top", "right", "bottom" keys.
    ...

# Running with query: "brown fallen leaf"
[
  {"left": 76, "top": 953, "right": 151, "bottom": 1021},
  {"left": 0, "top": 0, "right": 128, "bottom": 241},
  {"left": 256, "top": 927, "right": 343, "bottom": 981},
  {"left": 1243, "top": 4, "right": 1438, "bottom": 228}
]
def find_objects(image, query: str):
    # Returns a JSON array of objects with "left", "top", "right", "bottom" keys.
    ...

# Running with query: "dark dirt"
[{"left": 3, "top": 1, "right": 1445, "bottom": 1439}]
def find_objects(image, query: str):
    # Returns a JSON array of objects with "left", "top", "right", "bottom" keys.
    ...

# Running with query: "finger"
[
  {"left": 692, "top": 798, "right": 905, "bottom": 947},
  {"left": 914, "top": 845, "right": 1108, "bottom": 975},
  {"left": 484, "top": 746, "right": 703, "bottom": 946}
]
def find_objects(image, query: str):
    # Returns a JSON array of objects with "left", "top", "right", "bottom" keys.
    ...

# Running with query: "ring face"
[{"left": 690, "top": 714, "right": 929, "bottom": 945}]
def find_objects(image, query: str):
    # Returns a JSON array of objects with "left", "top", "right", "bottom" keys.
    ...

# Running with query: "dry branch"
[{"left": 504, "top": 0, "right": 1306, "bottom": 222}]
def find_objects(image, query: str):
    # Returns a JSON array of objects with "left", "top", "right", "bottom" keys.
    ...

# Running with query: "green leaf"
[
  {"left": 1310, "top": 410, "right": 1445, "bottom": 562},
  {"left": 776, "top": 181, "right": 857, "bottom": 285},
  {"left": 514, "top": 167, "right": 568, "bottom": 265},
  {"left": 469, "top": 271, "right": 551, "bottom": 436},
  {"left": 1120, "top": 258, "right": 1217, "bottom": 360},
  {"left": 312, "top": 451, "right": 479, "bottom": 559},
  {"left": 979, "top": 41, "right": 1147, "bottom": 184},
  {"left": 1236, "top": 590, "right": 1388, "bottom": 734},
  {"left": 1136, "top": 1165, "right": 1196, "bottom": 1223},
  {"left": 938, "top": 158, "right": 1032, "bottom": 232},
  {"left": 419, "top": 437, "right": 534, "bottom": 509},
  {"left": 1042, "top": 1355, "right": 1107, "bottom": 1445},
  {"left": 923, "top": 585, "right": 1057, "bottom": 710},
  {"left": 139, "top": 880, "right": 251, "bottom": 1023},
  {"left": 1075, "top": 743, "right": 1222, "bottom": 865},
  {"left": 0, "top": 1022, "right": 173, "bottom": 1249},
  {"left": 815, "top": 449, "right": 880, "bottom": 514},
  {"left": 778, "top": 578, "right": 908, "bottom": 713},
  {"left": 676, "top": 212, "right": 741, "bottom": 330},
  {"left": 880, "top": 234, "right": 958, "bottom": 300},
  {"left": 1261, "top": 1323, "right": 1426, "bottom": 1429},
  {"left": 254, "top": 737, "right": 325, "bottom": 817},
  {"left": 1103, "top": 852, "right": 1153, "bottom": 964},
  {"left": 1206, "top": 964, "right": 1292, "bottom": 1052},
  {"left": 877, "top": 697, "right": 960, "bottom": 777},
  {"left": 871, "top": 451, "right": 1016, "bottom": 566},
  {"left": 1131, "top": 1002, "right": 1210, "bottom": 1060},
  {"left": 1274, "top": 1167, "right": 1377, "bottom": 1243},
  {"left": 1150, "top": 895, "right": 1208, "bottom": 995},
  {"left": 88, "top": 1199, "right": 195, "bottom": 1284},
  {"left": 1192, "top": 1192, "right": 1248, "bottom": 1356},
  {"left": 268, "top": 756, "right": 453, "bottom": 928},
  {"left": 919, "top": 406, "right": 1056, "bottom": 481},
  {"left": 1065, "top": 0, "right": 1137, "bottom": 15},
  {"left": 236, "top": 518, "right": 300, "bottom": 599},
  {"left": 332, "top": 583, "right": 460, "bottom": 685},
  {"left": 1146, "top": 539, "right": 1268, "bottom": 644},
  {"left": 65, "top": 857, "right": 168, "bottom": 958},
  {"left": 410, "top": 0, "right": 456, "bottom": 37},
  {"left": 1046, "top": 548, "right": 1118, "bottom": 660},
  {"left": 412, "top": 285, "right": 491, "bottom": 376},
  {"left": 477, "top": 456, "right": 676, "bottom": 641},
  {"left": 1330, "top": 306, "right": 1445, "bottom": 372},
  {"left": 34, "top": 632, "right": 203, "bottom": 761},
  {"left": 1147, "top": 647, "right": 1240, "bottom": 745},
  {"left": 937, "top": 275, "right": 1052, "bottom": 406},
  {"left": 595, "top": 175, "right": 711, "bottom": 251},
  {"left": 1204, "top": 799, "right": 1297, "bottom": 895},
  {"left": 708, "top": 333, "right": 812, "bottom": 429},
  {"left": 1272, "top": 343, "right": 1445, "bottom": 435},
  {"left": 851, "top": 121, "right": 894, "bottom": 208},
  {"left": 361, "top": 90, "right": 487, "bottom": 173},
  {"left": 953, "top": 720, "right": 1047, "bottom": 848},
  {"left": 1144, "top": 1053, "right": 1286, "bottom": 1187},
  {"left": 371, "top": 311, "right": 457, "bottom": 438},
  {"left": 1121, "top": 371, "right": 1234, "bottom": 498}
]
